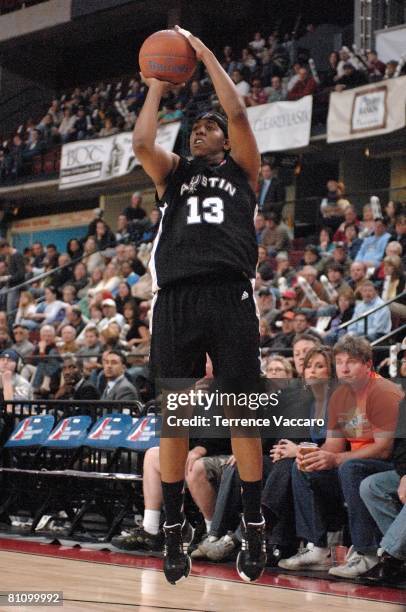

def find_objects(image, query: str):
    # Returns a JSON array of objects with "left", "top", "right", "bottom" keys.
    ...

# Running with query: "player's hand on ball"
[
  {"left": 139, "top": 72, "right": 174, "bottom": 93},
  {"left": 174, "top": 25, "right": 206, "bottom": 60}
]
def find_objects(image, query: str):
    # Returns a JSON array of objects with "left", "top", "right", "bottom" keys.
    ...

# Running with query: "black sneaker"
[
  {"left": 266, "top": 543, "right": 298, "bottom": 567},
  {"left": 236, "top": 516, "right": 267, "bottom": 582},
  {"left": 163, "top": 519, "right": 194, "bottom": 585},
  {"left": 361, "top": 552, "right": 406, "bottom": 584},
  {"left": 111, "top": 527, "right": 164, "bottom": 552}
]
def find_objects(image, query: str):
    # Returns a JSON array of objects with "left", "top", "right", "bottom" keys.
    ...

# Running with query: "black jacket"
[
  {"left": 8, "top": 251, "right": 25, "bottom": 287},
  {"left": 259, "top": 178, "right": 285, "bottom": 220}
]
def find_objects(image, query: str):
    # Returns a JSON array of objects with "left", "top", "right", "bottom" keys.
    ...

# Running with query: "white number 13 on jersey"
[{"left": 186, "top": 196, "right": 224, "bottom": 225}]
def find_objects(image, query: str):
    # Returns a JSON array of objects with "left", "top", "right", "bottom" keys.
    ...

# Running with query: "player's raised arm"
[
  {"left": 175, "top": 25, "right": 260, "bottom": 189},
  {"left": 132, "top": 76, "right": 179, "bottom": 197}
]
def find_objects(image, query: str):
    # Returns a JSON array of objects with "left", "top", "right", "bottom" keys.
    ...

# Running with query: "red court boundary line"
[{"left": 0, "top": 537, "right": 405, "bottom": 606}]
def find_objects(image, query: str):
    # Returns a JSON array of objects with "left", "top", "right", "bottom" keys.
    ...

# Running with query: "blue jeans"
[
  {"left": 360, "top": 470, "right": 406, "bottom": 561},
  {"left": 292, "top": 458, "right": 393, "bottom": 554}
]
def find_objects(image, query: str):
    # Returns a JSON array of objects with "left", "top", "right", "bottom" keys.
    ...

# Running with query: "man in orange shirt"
[{"left": 279, "top": 335, "right": 403, "bottom": 578}]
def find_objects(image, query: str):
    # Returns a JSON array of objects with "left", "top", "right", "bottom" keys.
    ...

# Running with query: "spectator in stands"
[
  {"left": 138, "top": 208, "right": 161, "bottom": 245},
  {"left": 71, "top": 263, "right": 88, "bottom": 297},
  {"left": 77, "top": 326, "right": 102, "bottom": 359},
  {"left": 98, "top": 116, "right": 119, "bottom": 138},
  {"left": 385, "top": 60, "right": 398, "bottom": 79},
  {"left": 261, "top": 212, "right": 291, "bottom": 254},
  {"left": 319, "top": 180, "right": 350, "bottom": 229},
  {"left": 318, "top": 227, "right": 334, "bottom": 257},
  {"left": 333, "top": 205, "right": 361, "bottom": 242},
  {"left": 0, "top": 238, "right": 26, "bottom": 315},
  {"left": 158, "top": 101, "right": 183, "bottom": 125},
  {"left": 58, "top": 108, "right": 77, "bottom": 143},
  {"left": 254, "top": 213, "right": 266, "bottom": 244},
  {"left": 359, "top": 204, "right": 375, "bottom": 238},
  {"left": 11, "top": 324, "right": 34, "bottom": 359},
  {"left": 355, "top": 218, "right": 391, "bottom": 268},
  {"left": 287, "top": 66, "right": 318, "bottom": 101},
  {"left": 249, "top": 32, "right": 266, "bottom": 54},
  {"left": 121, "top": 261, "right": 140, "bottom": 289},
  {"left": 381, "top": 255, "right": 406, "bottom": 318},
  {"left": 22, "top": 128, "right": 45, "bottom": 161},
  {"left": 335, "top": 63, "right": 368, "bottom": 92},
  {"left": 266, "top": 76, "right": 286, "bottom": 103},
  {"left": 99, "top": 298, "right": 125, "bottom": 330},
  {"left": 344, "top": 223, "right": 363, "bottom": 260},
  {"left": 348, "top": 261, "right": 368, "bottom": 299},
  {"left": 57, "top": 325, "right": 78, "bottom": 355},
  {"left": 114, "top": 281, "right": 132, "bottom": 314},
  {"left": 272, "top": 255, "right": 295, "bottom": 289},
  {"left": 101, "top": 350, "right": 139, "bottom": 402},
  {"left": 245, "top": 78, "right": 268, "bottom": 107},
  {"left": 6, "top": 134, "right": 25, "bottom": 178},
  {"left": 52, "top": 253, "right": 73, "bottom": 289},
  {"left": 61, "top": 284, "right": 77, "bottom": 306},
  {"left": 286, "top": 62, "right": 301, "bottom": 92},
  {"left": 54, "top": 353, "right": 99, "bottom": 401},
  {"left": 329, "top": 242, "right": 351, "bottom": 276},
  {"left": 0, "top": 348, "right": 33, "bottom": 403},
  {"left": 231, "top": 69, "right": 250, "bottom": 96},
  {"left": 82, "top": 237, "right": 105, "bottom": 275},
  {"left": 14, "top": 291, "right": 37, "bottom": 330},
  {"left": 336, "top": 47, "right": 362, "bottom": 78},
  {"left": 31, "top": 241, "right": 45, "bottom": 270},
  {"left": 301, "top": 244, "right": 323, "bottom": 274},
  {"left": 31, "top": 325, "right": 60, "bottom": 397},
  {"left": 366, "top": 50, "right": 386, "bottom": 80},
  {"left": 348, "top": 280, "right": 391, "bottom": 341},
  {"left": 123, "top": 192, "right": 146, "bottom": 221},
  {"left": 266, "top": 310, "right": 296, "bottom": 350},
  {"left": 384, "top": 200, "right": 403, "bottom": 233},
  {"left": 292, "top": 311, "right": 314, "bottom": 336},
  {"left": 359, "top": 424, "right": 406, "bottom": 584},
  {"left": 74, "top": 106, "right": 93, "bottom": 140},
  {"left": 92, "top": 263, "right": 121, "bottom": 295},
  {"left": 257, "top": 287, "right": 276, "bottom": 325},
  {"left": 63, "top": 305, "right": 87, "bottom": 337},
  {"left": 280, "top": 336, "right": 402, "bottom": 579},
  {"left": 67, "top": 238, "right": 83, "bottom": 260},
  {"left": 32, "top": 286, "right": 66, "bottom": 326},
  {"left": 323, "top": 288, "right": 356, "bottom": 345},
  {"left": 116, "top": 214, "right": 131, "bottom": 244},
  {"left": 321, "top": 51, "right": 339, "bottom": 88},
  {"left": 95, "top": 220, "right": 116, "bottom": 250},
  {"left": 36, "top": 113, "right": 57, "bottom": 145},
  {"left": 326, "top": 261, "right": 350, "bottom": 295},
  {"left": 257, "top": 160, "right": 285, "bottom": 218},
  {"left": 296, "top": 266, "right": 328, "bottom": 308},
  {"left": 393, "top": 214, "right": 406, "bottom": 258}
]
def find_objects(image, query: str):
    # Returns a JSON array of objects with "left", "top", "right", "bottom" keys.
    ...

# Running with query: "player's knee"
[{"left": 186, "top": 458, "right": 207, "bottom": 486}]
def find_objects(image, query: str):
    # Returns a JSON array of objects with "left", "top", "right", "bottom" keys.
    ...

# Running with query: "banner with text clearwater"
[
  {"left": 59, "top": 122, "right": 181, "bottom": 190},
  {"left": 247, "top": 95, "right": 313, "bottom": 153},
  {"left": 327, "top": 75, "right": 406, "bottom": 143}
]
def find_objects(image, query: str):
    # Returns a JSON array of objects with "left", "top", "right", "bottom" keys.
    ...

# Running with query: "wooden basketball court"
[{"left": 0, "top": 538, "right": 404, "bottom": 611}]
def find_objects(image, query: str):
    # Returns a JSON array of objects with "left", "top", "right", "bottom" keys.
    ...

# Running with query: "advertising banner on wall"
[
  {"left": 247, "top": 95, "right": 313, "bottom": 153},
  {"left": 327, "top": 76, "right": 406, "bottom": 143},
  {"left": 59, "top": 122, "right": 181, "bottom": 190}
]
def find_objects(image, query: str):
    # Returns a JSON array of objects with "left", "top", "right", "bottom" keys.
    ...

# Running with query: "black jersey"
[{"left": 150, "top": 155, "right": 258, "bottom": 290}]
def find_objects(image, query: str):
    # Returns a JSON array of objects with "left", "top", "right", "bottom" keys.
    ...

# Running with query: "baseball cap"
[
  {"left": 0, "top": 349, "right": 20, "bottom": 363},
  {"left": 102, "top": 298, "right": 116, "bottom": 307},
  {"left": 194, "top": 112, "right": 228, "bottom": 138},
  {"left": 282, "top": 310, "right": 295, "bottom": 321},
  {"left": 281, "top": 289, "right": 296, "bottom": 299}
]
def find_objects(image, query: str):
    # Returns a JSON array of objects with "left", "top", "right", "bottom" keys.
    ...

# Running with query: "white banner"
[
  {"left": 327, "top": 76, "right": 406, "bottom": 143},
  {"left": 247, "top": 96, "right": 313, "bottom": 153},
  {"left": 59, "top": 122, "right": 181, "bottom": 190},
  {"left": 376, "top": 26, "right": 406, "bottom": 63}
]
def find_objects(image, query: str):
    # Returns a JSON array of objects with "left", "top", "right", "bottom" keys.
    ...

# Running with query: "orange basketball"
[{"left": 139, "top": 30, "right": 197, "bottom": 85}]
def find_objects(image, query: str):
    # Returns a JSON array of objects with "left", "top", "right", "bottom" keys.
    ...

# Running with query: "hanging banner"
[
  {"left": 59, "top": 122, "right": 181, "bottom": 190},
  {"left": 327, "top": 76, "right": 406, "bottom": 143},
  {"left": 247, "top": 96, "right": 313, "bottom": 153}
]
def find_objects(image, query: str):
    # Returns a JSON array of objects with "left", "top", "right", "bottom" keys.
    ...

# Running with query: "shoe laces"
[
  {"left": 244, "top": 522, "right": 264, "bottom": 558},
  {"left": 163, "top": 523, "right": 183, "bottom": 557}
]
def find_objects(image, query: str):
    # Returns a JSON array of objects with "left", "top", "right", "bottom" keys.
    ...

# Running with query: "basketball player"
[{"left": 133, "top": 25, "right": 266, "bottom": 584}]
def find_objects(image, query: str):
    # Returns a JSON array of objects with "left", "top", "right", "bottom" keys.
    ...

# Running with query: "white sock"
[
  {"left": 143, "top": 509, "right": 161, "bottom": 535},
  {"left": 205, "top": 519, "right": 212, "bottom": 533}
]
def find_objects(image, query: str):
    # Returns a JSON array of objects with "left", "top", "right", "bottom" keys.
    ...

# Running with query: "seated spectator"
[
  {"left": 344, "top": 223, "right": 363, "bottom": 259},
  {"left": 158, "top": 102, "right": 183, "bottom": 125},
  {"left": 334, "top": 63, "right": 368, "bottom": 91},
  {"left": 393, "top": 213, "right": 406, "bottom": 263},
  {"left": 73, "top": 106, "right": 93, "bottom": 140},
  {"left": 355, "top": 218, "right": 391, "bottom": 268},
  {"left": 47, "top": 99, "right": 63, "bottom": 126},
  {"left": 67, "top": 238, "right": 83, "bottom": 260},
  {"left": 114, "top": 281, "right": 132, "bottom": 314},
  {"left": 123, "top": 192, "right": 147, "bottom": 221},
  {"left": 266, "top": 75, "right": 286, "bottom": 103},
  {"left": 257, "top": 287, "right": 276, "bottom": 325},
  {"left": 333, "top": 205, "right": 361, "bottom": 242},
  {"left": 271, "top": 253, "right": 296, "bottom": 289},
  {"left": 295, "top": 265, "right": 328, "bottom": 308},
  {"left": 82, "top": 237, "right": 105, "bottom": 274},
  {"left": 245, "top": 78, "right": 268, "bottom": 107},
  {"left": 249, "top": 32, "right": 266, "bottom": 54},
  {"left": 0, "top": 348, "right": 33, "bottom": 404},
  {"left": 287, "top": 66, "right": 318, "bottom": 101},
  {"left": 301, "top": 244, "right": 324, "bottom": 275},
  {"left": 0, "top": 327, "right": 12, "bottom": 351},
  {"left": 30, "top": 325, "right": 61, "bottom": 397},
  {"left": 54, "top": 353, "right": 100, "bottom": 401},
  {"left": 241, "top": 47, "right": 258, "bottom": 75},
  {"left": 92, "top": 263, "right": 121, "bottom": 295},
  {"left": 385, "top": 60, "right": 398, "bottom": 79},
  {"left": 231, "top": 69, "right": 250, "bottom": 96},
  {"left": 323, "top": 288, "right": 356, "bottom": 345},
  {"left": 31, "top": 241, "right": 45, "bottom": 270},
  {"left": 280, "top": 336, "right": 402, "bottom": 579},
  {"left": 359, "top": 204, "right": 375, "bottom": 238},
  {"left": 292, "top": 310, "right": 318, "bottom": 337},
  {"left": 326, "top": 261, "right": 350, "bottom": 295},
  {"left": 32, "top": 286, "right": 66, "bottom": 326},
  {"left": 348, "top": 261, "right": 368, "bottom": 299},
  {"left": 121, "top": 260, "right": 140, "bottom": 289},
  {"left": 52, "top": 253, "right": 73, "bottom": 289},
  {"left": 99, "top": 298, "right": 125, "bottom": 330},
  {"left": 255, "top": 213, "right": 266, "bottom": 244},
  {"left": 359, "top": 420, "right": 406, "bottom": 583},
  {"left": 328, "top": 242, "right": 352, "bottom": 276},
  {"left": 98, "top": 116, "right": 119, "bottom": 138},
  {"left": 57, "top": 325, "right": 79, "bottom": 354},
  {"left": 14, "top": 291, "right": 37, "bottom": 330},
  {"left": 11, "top": 324, "right": 34, "bottom": 359},
  {"left": 384, "top": 200, "right": 404, "bottom": 233},
  {"left": 286, "top": 62, "right": 301, "bottom": 92},
  {"left": 76, "top": 325, "right": 102, "bottom": 360},
  {"left": 261, "top": 212, "right": 291, "bottom": 254},
  {"left": 71, "top": 262, "right": 88, "bottom": 297},
  {"left": 22, "top": 128, "right": 45, "bottom": 161},
  {"left": 348, "top": 280, "right": 391, "bottom": 341},
  {"left": 320, "top": 180, "right": 350, "bottom": 229},
  {"left": 321, "top": 51, "right": 339, "bottom": 88},
  {"left": 123, "top": 300, "right": 150, "bottom": 350},
  {"left": 101, "top": 350, "right": 139, "bottom": 402},
  {"left": 381, "top": 255, "right": 406, "bottom": 318},
  {"left": 58, "top": 108, "right": 78, "bottom": 143},
  {"left": 95, "top": 219, "right": 116, "bottom": 250},
  {"left": 116, "top": 214, "right": 131, "bottom": 243},
  {"left": 61, "top": 284, "right": 77, "bottom": 306},
  {"left": 366, "top": 50, "right": 386, "bottom": 81},
  {"left": 6, "top": 134, "right": 25, "bottom": 178},
  {"left": 318, "top": 227, "right": 334, "bottom": 257},
  {"left": 36, "top": 113, "right": 58, "bottom": 145},
  {"left": 266, "top": 310, "right": 296, "bottom": 350},
  {"left": 259, "top": 318, "right": 272, "bottom": 347}
]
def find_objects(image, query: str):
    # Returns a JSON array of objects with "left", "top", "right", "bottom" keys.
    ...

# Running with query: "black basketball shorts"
[{"left": 150, "top": 277, "right": 261, "bottom": 380}]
